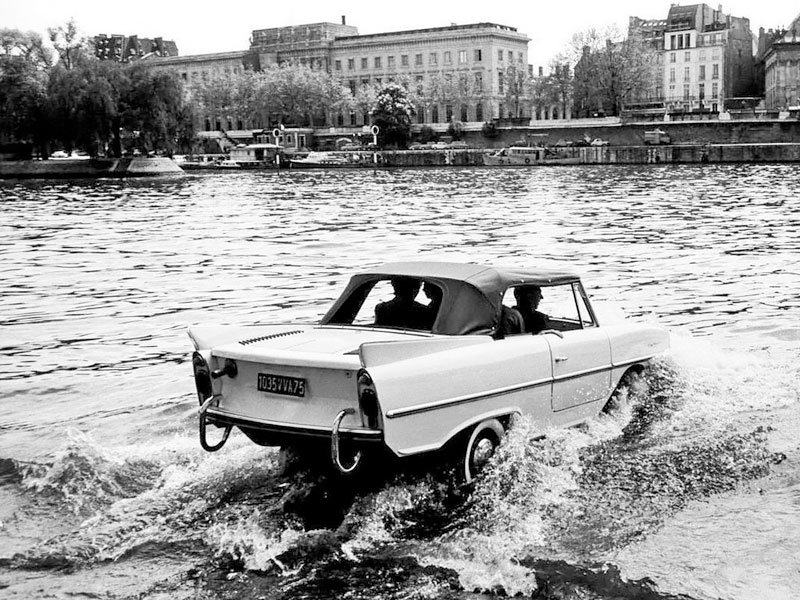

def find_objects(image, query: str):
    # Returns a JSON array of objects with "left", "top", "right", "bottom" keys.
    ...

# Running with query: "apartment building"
[
  {"left": 661, "top": 4, "right": 754, "bottom": 113},
  {"left": 759, "top": 14, "right": 800, "bottom": 109}
]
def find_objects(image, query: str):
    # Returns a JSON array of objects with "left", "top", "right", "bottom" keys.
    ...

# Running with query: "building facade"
[
  {"left": 625, "top": 17, "right": 667, "bottom": 116},
  {"left": 145, "top": 20, "right": 530, "bottom": 130},
  {"left": 759, "top": 14, "right": 800, "bottom": 110},
  {"left": 660, "top": 4, "right": 754, "bottom": 113},
  {"left": 325, "top": 22, "right": 530, "bottom": 125}
]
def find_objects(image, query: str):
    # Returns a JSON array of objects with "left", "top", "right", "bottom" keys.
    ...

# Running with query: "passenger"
[
  {"left": 374, "top": 277, "right": 429, "bottom": 329},
  {"left": 514, "top": 285, "right": 549, "bottom": 334},
  {"left": 498, "top": 304, "right": 524, "bottom": 337},
  {"left": 422, "top": 282, "right": 443, "bottom": 330}
]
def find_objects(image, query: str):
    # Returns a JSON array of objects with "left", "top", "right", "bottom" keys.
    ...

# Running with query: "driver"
[
  {"left": 513, "top": 285, "right": 549, "bottom": 334},
  {"left": 374, "top": 277, "right": 429, "bottom": 330}
]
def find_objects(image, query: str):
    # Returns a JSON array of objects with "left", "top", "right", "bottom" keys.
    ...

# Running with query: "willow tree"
[
  {"left": 119, "top": 63, "right": 194, "bottom": 155},
  {"left": 0, "top": 29, "right": 51, "bottom": 153}
]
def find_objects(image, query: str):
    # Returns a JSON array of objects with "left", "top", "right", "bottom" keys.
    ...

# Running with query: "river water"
[{"left": 0, "top": 165, "right": 798, "bottom": 599}]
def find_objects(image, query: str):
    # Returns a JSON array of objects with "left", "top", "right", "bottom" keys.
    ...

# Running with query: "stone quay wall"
[
  {"left": 0, "top": 157, "right": 184, "bottom": 179},
  {"left": 461, "top": 118, "right": 800, "bottom": 149},
  {"left": 376, "top": 143, "right": 800, "bottom": 167}
]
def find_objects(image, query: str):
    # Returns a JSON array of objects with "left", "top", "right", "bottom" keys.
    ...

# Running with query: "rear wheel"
[{"left": 463, "top": 419, "right": 505, "bottom": 483}]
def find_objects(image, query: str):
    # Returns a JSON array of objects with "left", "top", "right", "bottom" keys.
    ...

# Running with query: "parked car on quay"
[
  {"left": 644, "top": 129, "right": 671, "bottom": 145},
  {"left": 189, "top": 262, "right": 669, "bottom": 482}
]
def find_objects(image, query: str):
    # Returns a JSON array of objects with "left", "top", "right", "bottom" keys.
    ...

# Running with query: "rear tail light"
[
  {"left": 357, "top": 369, "right": 381, "bottom": 429},
  {"left": 192, "top": 352, "right": 213, "bottom": 403}
]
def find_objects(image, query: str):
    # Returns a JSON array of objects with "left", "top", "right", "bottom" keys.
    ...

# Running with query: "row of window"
[
  {"left": 335, "top": 100, "right": 536, "bottom": 126},
  {"left": 347, "top": 72, "right": 488, "bottom": 93},
  {"left": 669, "top": 31, "right": 726, "bottom": 50},
  {"left": 334, "top": 49, "right": 523, "bottom": 71},
  {"left": 180, "top": 66, "right": 242, "bottom": 82},
  {"left": 669, "top": 49, "right": 721, "bottom": 62},
  {"left": 668, "top": 64, "right": 720, "bottom": 81},
  {"left": 667, "top": 82, "right": 719, "bottom": 99}
]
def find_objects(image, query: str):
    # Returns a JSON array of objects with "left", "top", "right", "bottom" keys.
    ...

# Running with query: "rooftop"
[{"left": 336, "top": 22, "right": 526, "bottom": 42}]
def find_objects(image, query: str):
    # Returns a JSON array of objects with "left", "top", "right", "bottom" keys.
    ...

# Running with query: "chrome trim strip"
[
  {"left": 386, "top": 355, "right": 655, "bottom": 419},
  {"left": 386, "top": 376, "right": 552, "bottom": 419},
  {"left": 611, "top": 355, "right": 655, "bottom": 369},
  {"left": 553, "top": 363, "right": 612, "bottom": 382}
]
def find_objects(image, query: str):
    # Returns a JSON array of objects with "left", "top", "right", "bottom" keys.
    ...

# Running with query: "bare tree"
[
  {"left": 567, "top": 25, "right": 657, "bottom": 117},
  {"left": 501, "top": 64, "right": 531, "bottom": 118},
  {"left": 47, "top": 19, "right": 85, "bottom": 70}
]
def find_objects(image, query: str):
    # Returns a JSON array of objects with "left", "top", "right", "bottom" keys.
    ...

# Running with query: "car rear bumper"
[{"left": 206, "top": 411, "right": 384, "bottom": 446}]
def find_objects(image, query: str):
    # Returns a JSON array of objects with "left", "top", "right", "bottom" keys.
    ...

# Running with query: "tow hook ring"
[
  {"left": 331, "top": 408, "right": 362, "bottom": 474},
  {"left": 199, "top": 395, "right": 231, "bottom": 452}
]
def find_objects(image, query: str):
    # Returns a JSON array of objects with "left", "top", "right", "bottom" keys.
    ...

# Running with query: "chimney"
[
  {"left": 341, "top": 15, "right": 346, "bottom": 25},
  {"left": 538, "top": 66, "right": 544, "bottom": 77}
]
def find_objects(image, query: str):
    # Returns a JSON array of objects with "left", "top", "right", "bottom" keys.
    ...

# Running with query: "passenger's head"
[
  {"left": 423, "top": 282, "right": 443, "bottom": 304},
  {"left": 390, "top": 277, "right": 422, "bottom": 302},
  {"left": 514, "top": 285, "right": 543, "bottom": 310}
]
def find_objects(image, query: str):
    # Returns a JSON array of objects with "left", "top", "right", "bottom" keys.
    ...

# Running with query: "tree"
[
  {"left": 0, "top": 29, "right": 51, "bottom": 70},
  {"left": 0, "top": 29, "right": 51, "bottom": 152},
  {"left": 420, "top": 71, "right": 484, "bottom": 122},
  {"left": 548, "top": 60, "right": 574, "bottom": 119},
  {"left": 501, "top": 64, "right": 531, "bottom": 119},
  {"left": 371, "top": 83, "right": 415, "bottom": 148},
  {"left": 119, "top": 63, "right": 194, "bottom": 155},
  {"left": 47, "top": 59, "right": 122, "bottom": 156},
  {"left": 47, "top": 19, "right": 84, "bottom": 71},
  {"left": 567, "top": 25, "right": 657, "bottom": 117},
  {"left": 352, "top": 83, "right": 377, "bottom": 123}
]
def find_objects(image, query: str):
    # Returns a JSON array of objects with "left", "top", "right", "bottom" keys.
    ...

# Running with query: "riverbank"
[
  {"left": 341, "top": 142, "right": 800, "bottom": 167},
  {"left": 0, "top": 157, "right": 184, "bottom": 179}
]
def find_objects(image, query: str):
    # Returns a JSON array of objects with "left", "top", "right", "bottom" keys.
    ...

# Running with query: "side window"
[{"left": 540, "top": 284, "right": 580, "bottom": 327}]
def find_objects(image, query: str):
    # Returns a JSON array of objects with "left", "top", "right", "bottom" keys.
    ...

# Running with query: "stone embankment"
[
  {"left": 0, "top": 157, "right": 184, "bottom": 179},
  {"left": 376, "top": 143, "right": 800, "bottom": 167}
]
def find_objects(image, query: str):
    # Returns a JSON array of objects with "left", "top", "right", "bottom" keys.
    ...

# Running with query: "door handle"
[{"left": 555, "top": 356, "right": 569, "bottom": 362}]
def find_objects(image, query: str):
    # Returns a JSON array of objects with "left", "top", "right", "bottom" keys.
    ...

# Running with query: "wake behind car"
[{"left": 188, "top": 262, "right": 669, "bottom": 481}]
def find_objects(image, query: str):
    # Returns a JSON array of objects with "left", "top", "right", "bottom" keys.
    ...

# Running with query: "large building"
[
  {"left": 146, "top": 19, "right": 530, "bottom": 130},
  {"left": 624, "top": 3, "right": 754, "bottom": 118},
  {"left": 661, "top": 3, "right": 754, "bottom": 113},
  {"left": 758, "top": 14, "right": 800, "bottom": 110}
]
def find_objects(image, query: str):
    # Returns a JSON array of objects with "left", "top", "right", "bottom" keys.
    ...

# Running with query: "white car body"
[{"left": 188, "top": 262, "right": 669, "bottom": 475}]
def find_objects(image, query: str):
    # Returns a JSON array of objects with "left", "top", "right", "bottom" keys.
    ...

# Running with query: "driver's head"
[
  {"left": 514, "top": 285, "right": 543, "bottom": 310},
  {"left": 391, "top": 277, "right": 422, "bottom": 302}
]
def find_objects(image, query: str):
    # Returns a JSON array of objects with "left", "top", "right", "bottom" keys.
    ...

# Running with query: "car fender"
[
  {"left": 365, "top": 335, "right": 554, "bottom": 456},
  {"left": 606, "top": 323, "right": 670, "bottom": 384}
]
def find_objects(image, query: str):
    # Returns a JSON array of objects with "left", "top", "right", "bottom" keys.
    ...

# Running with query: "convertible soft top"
[{"left": 320, "top": 261, "right": 581, "bottom": 335}]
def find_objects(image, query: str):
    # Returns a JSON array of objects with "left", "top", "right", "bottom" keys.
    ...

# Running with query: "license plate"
[{"left": 257, "top": 373, "right": 306, "bottom": 397}]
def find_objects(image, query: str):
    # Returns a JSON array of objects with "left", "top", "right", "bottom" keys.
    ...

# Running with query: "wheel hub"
[{"left": 472, "top": 437, "right": 496, "bottom": 469}]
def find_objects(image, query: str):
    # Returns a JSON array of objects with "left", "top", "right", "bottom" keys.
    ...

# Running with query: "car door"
[
  {"left": 538, "top": 283, "right": 612, "bottom": 412},
  {"left": 546, "top": 328, "right": 612, "bottom": 411}
]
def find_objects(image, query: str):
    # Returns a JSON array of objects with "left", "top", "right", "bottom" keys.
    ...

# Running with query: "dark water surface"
[{"left": 0, "top": 165, "right": 798, "bottom": 599}]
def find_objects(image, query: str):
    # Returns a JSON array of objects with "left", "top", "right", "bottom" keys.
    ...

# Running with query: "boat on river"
[
  {"left": 290, "top": 151, "right": 366, "bottom": 169},
  {"left": 484, "top": 146, "right": 581, "bottom": 166}
]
